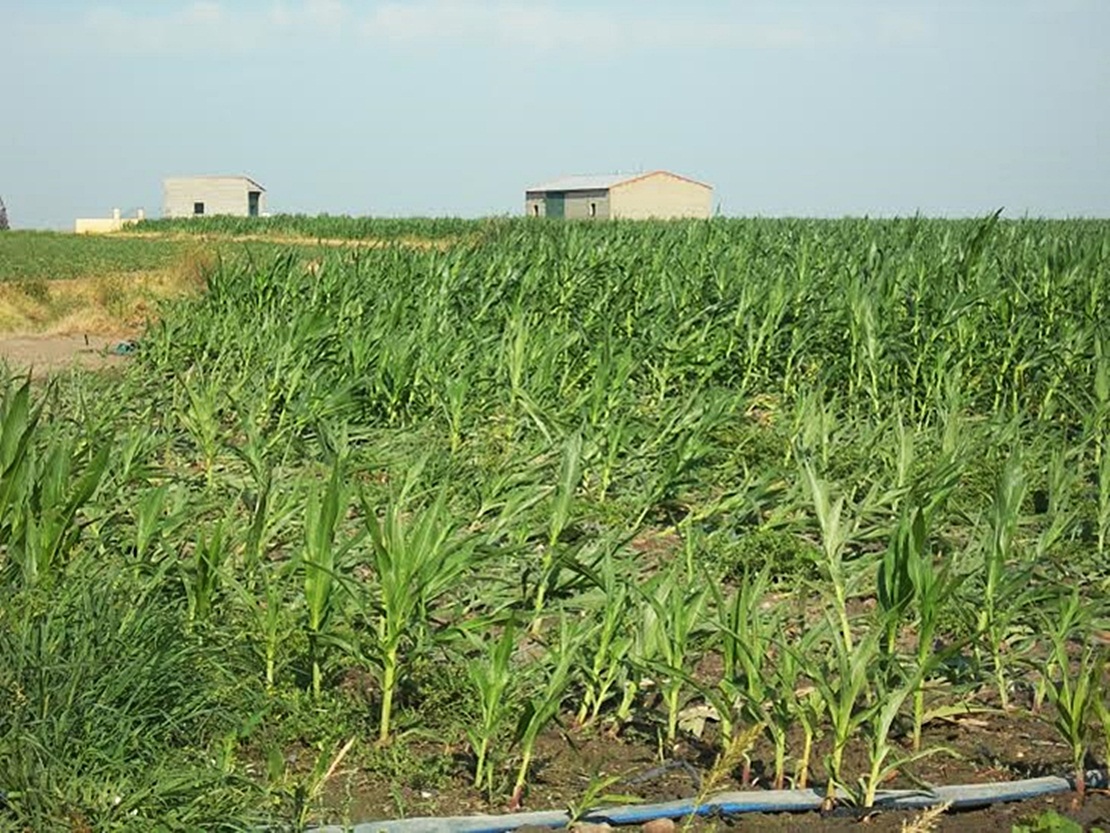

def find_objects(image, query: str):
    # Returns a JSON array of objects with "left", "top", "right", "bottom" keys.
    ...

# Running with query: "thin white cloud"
[
  {"left": 21, "top": 1, "right": 817, "bottom": 57},
  {"left": 82, "top": 2, "right": 260, "bottom": 55},
  {"left": 873, "top": 11, "right": 934, "bottom": 46},
  {"left": 362, "top": 2, "right": 816, "bottom": 51}
]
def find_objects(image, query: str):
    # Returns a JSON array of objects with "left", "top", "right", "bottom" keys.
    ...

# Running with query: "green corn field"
[{"left": 2, "top": 215, "right": 1110, "bottom": 830}]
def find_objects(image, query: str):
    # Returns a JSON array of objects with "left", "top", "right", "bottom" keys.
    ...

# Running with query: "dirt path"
[
  {"left": 0, "top": 333, "right": 134, "bottom": 375},
  {"left": 111, "top": 230, "right": 456, "bottom": 250}
]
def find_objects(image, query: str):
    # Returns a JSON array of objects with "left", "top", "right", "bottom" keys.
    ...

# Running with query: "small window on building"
[
  {"left": 589, "top": 202, "right": 597, "bottom": 218},
  {"left": 193, "top": 202, "right": 205, "bottom": 216}
]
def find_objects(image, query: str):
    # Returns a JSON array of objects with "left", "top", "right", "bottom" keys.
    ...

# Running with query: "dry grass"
[
  {"left": 900, "top": 801, "right": 952, "bottom": 832},
  {"left": 116, "top": 229, "right": 456, "bottom": 251},
  {"left": 0, "top": 246, "right": 211, "bottom": 336}
]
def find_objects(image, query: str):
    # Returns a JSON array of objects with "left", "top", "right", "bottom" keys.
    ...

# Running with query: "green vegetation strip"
[{"left": 0, "top": 231, "right": 184, "bottom": 282}]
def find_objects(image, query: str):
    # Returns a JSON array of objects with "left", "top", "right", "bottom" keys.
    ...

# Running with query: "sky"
[{"left": 1, "top": 0, "right": 1108, "bottom": 228}]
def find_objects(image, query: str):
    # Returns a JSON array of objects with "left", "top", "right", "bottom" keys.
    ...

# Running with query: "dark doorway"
[
  {"left": 248, "top": 191, "right": 261, "bottom": 217},
  {"left": 545, "top": 192, "right": 565, "bottom": 219}
]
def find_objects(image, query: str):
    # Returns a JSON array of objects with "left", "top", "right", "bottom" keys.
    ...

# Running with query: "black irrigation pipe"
[{"left": 309, "top": 771, "right": 1109, "bottom": 833}]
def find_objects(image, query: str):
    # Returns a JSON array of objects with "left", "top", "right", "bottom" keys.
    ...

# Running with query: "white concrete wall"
[
  {"left": 163, "top": 177, "right": 266, "bottom": 218},
  {"left": 75, "top": 209, "right": 144, "bottom": 234}
]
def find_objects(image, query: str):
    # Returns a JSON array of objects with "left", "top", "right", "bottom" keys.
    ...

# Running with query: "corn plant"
[
  {"left": 708, "top": 567, "right": 777, "bottom": 783},
  {"left": 301, "top": 461, "right": 350, "bottom": 699},
  {"left": 857, "top": 663, "right": 947, "bottom": 808},
  {"left": 802, "top": 460, "right": 858, "bottom": 655},
  {"left": 509, "top": 615, "right": 578, "bottom": 810},
  {"left": 177, "top": 370, "right": 229, "bottom": 491},
  {"left": 1093, "top": 686, "right": 1110, "bottom": 776},
  {"left": 181, "top": 517, "right": 228, "bottom": 626},
  {"left": 360, "top": 477, "right": 480, "bottom": 743},
  {"left": 530, "top": 432, "right": 583, "bottom": 632},
  {"left": 226, "top": 465, "right": 300, "bottom": 690},
  {"left": 791, "top": 664, "right": 827, "bottom": 790},
  {"left": 467, "top": 620, "right": 517, "bottom": 797},
  {"left": 813, "top": 623, "right": 881, "bottom": 810},
  {"left": 979, "top": 449, "right": 1027, "bottom": 709},
  {"left": 574, "top": 558, "right": 635, "bottom": 728},
  {"left": 1038, "top": 592, "right": 1103, "bottom": 806},
  {"left": 640, "top": 562, "right": 708, "bottom": 744}
]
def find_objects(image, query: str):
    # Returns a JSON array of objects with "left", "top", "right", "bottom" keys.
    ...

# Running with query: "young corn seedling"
[
  {"left": 802, "top": 459, "right": 858, "bottom": 656},
  {"left": 792, "top": 669, "right": 827, "bottom": 790},
  {"left": 178, "top": 370, "right": 227, "bottom": 491},
  {"left": 763, "top": 630, "right": 809, "bottom": 790},
  {"left": 877, "top": 508, "right": 922, "bottom": 661},
  {"left": 858, "top": 663, "right": 948, "bottom": 808},
  {"left": 814, "top": 622, "right": 881, "bottom": 810},
  {"left": 530, "top": 432, "right": 583, "bottom": 633},
  {"left": 1093, "top": 682, "right": 1110, "bottom": 777},
  {"left": 226, "top": 468, "right": 300, "bottom": 690},
  {"left": 302, "top": 461, "right": 349, "bottom": 699},
  {"left": 1038, "top": 593, "right": 1102, "bottom": 806},
  {"left": 615, "top": 586, "right": 663, "bottom": 729},
  {"left": 468, "top": 620, "right": 517, "bottom": 797},
  {"left": 11, "top": 439, "right": 108, "bottom": 591},
  {"left": 909, "top": 544, "right": 965, "bottom": 752},
  {"left": 709, "top": 567, "right": 777, "bottom": 784},
  {"left": 979, "top": 449, "right": 1026, "bottom": 710},
  {"left": 182, "top": 517, "right": 228, "bottom": 627},
  {"left": 361, "top": 477, "right": 480, "bottom": 743},
  {"left": 641, "top": 563, "right": 708, "bottom": 745},
  {"left": 509, "top": 615, "right": 578, "bottom": 810},
  {"left": 574, "top": 562, "right": 635, "bottom": 729}
]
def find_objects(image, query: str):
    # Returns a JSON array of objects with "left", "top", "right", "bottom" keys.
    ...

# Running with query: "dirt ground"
[
  {"left": 0, "top": 333, "right": 134, "bottom": 375},
  {"left": 310, "top": 702, "right": 1110, "bottom": 832}
]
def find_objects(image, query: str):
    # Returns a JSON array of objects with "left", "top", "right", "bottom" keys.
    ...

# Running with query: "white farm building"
[
  {"left": 525, "top": 170, "right": 712, "bottom": 220},
  {"left": 163, "top": 175, "right": 266, "bottom": 219}
]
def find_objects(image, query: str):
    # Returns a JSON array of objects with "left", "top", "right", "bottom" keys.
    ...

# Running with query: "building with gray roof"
[{"left": 524, "top": 170, "right": 712, "bottom": 220}]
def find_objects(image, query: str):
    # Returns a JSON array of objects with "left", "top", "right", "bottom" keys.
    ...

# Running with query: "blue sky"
[{"left": 1, "top": 0, "right": 1107, "bottom": 228}]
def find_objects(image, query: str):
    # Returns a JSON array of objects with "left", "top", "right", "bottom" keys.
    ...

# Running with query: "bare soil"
[
  {"left": 313, "top": 704, "right": 1110, "bottom": 832},
  {"left": 0, "top": 333, "right": 134, "bottom": 375}
]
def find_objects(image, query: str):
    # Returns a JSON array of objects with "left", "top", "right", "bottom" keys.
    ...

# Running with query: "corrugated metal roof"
[
  {"left": 525, "top": 170, "right": 711, "bottom": 193},
  {"left": 525, "top": 173, "right": 637, "bottom": 193}
]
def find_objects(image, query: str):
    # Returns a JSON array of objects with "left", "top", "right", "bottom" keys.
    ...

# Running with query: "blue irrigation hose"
[{"left": 309, "top": 771, "right": 1109, "bottom": 833}]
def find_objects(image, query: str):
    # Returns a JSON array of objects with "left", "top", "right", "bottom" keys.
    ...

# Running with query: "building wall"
[
  {"left": 75, "top": 208, "right": 144, "bottom": 234},
  {"left": 525, "top": 190, "right": 610, "bottom": 219},
  {"left": 564, "top": 190, "right": 610, "bottom": 220},
  {"left": 163, "top": 177, "right": 266, "bottom": 218},
  {"left": 609, "top": 172, "right": 712, "bottom": 220},
  {"left": 525, "top": 192, "right": 546, "bottom": 217}
]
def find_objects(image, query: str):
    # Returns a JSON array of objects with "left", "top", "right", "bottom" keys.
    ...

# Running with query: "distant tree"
[{"left": 0, "top": 196, "right": 8, "bottom": 230}]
